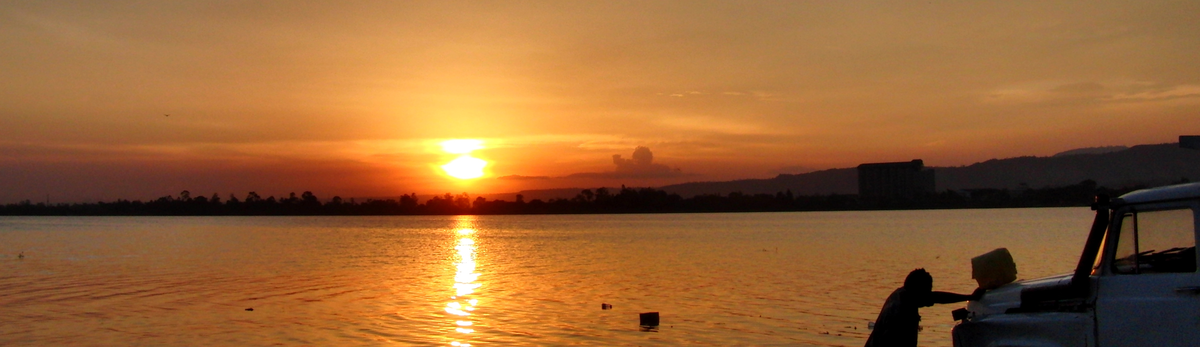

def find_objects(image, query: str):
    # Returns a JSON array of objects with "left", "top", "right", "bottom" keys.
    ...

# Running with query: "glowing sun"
[
  {"left": 442, "top": 155, "right": 486, "bottom": 179},
  {"left": 440, "top": 139, "right": 488, "bottom": 180}
]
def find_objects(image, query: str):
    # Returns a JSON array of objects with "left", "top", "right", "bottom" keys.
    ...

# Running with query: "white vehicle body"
[{"left": 952, "top": 182, "right": 1200, "bottom": 347}]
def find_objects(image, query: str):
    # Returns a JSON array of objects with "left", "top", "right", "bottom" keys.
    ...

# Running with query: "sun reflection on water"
[{"left": 446, "top": 218, "right": 481, "bottom": 347}]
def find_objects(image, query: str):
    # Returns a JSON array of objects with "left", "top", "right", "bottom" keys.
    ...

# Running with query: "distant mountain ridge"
[
  {"left": 661, "top": 143, "right": 1198, "bottom": 197},
  {"left": 1052, "top": 146, "right": 1129, "bottom": 157},
  {"left": 659, "top": 168, "right": 858, "bottom": 198},
  {"left": 937, "top": 143, "right": 1197, "bottom": 191},
  {"left": 489, "top": 143, "right": 1198, "bottom": 200}
]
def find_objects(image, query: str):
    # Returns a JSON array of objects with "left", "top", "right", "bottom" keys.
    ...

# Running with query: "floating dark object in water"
[
  {"left": 639, "top": 312, "right": 659, "bottom": 326},
  {"left": 17, "top": 252, "right": 23, "bottom": 260},
  {"left": 245, "top": 308, "right": 254, "bottom": 311},
  {"left": 601, "top": 303, "right": 612, "bottom": 310}
]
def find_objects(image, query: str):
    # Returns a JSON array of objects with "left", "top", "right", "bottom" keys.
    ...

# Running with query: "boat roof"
[{"left": 1118, "top": 182, "right": 1200, "bottom": 205}]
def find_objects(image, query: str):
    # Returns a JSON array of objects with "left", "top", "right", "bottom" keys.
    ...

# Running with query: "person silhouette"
[{"left": 864, "top": 268, "right": 984, "bottom": 347}]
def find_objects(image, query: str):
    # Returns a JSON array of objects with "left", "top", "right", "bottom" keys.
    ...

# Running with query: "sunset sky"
[{"left": 2, "top": 1, "right": 1198, "bottom": 203}]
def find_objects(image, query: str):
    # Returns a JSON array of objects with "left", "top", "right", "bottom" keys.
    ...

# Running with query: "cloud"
[
  {"left": 613, "top": 146, "right": 674, "bottom": 174},
  {"left": 565, "top": 146, "right": 686, "bottom": 179},
  {"left": 1108, "top": 84, "right": 1200, "bottom": 102},
  {"left": 657, "top": 116, "right": 773, "bottom": 136},
  {"left": 502, "top": 146, "right": 689, "bottom": 181},
  {"left": 1050, "top": 82, "right": 1105, "bottom": 93},
  {"left": 661, "top": 90, "right": 784, "bottom": 101},
  {"left": 984, "top": 81, "right": 1110, "bottom": 105},
  {"left": 985, "top": 81, "right": 1200, "bottom": 106}
]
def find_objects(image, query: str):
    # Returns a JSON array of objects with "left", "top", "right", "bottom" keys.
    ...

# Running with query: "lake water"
[{"left": 0, "top": 208, "right": 1096, "bottom": 346}]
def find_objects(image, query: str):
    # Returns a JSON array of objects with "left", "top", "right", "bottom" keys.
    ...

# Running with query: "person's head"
[{"left": 904, "top": 268, "right": 933, "bottom": 293}]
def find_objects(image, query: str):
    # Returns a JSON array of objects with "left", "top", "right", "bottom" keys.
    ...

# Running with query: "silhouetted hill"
[
  {"left": 938, "top": 143, "right": 1198, "bottom": 190},
  {"left": 1052, "top": 146, "right": 1128, "bottom": 157},
  {"left": 660, "top": 168, "right": 859, "bottom": 197},
  {"left": 656, "top": 143, "right": 1198, "bottom": 197},
  {"left": 473, "top": 143, "right": 1197, "bottom": 200}
]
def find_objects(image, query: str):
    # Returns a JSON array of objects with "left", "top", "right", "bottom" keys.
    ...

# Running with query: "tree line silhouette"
[{"left": 0, "top": 180, "right": 1152, "bottom": 216}]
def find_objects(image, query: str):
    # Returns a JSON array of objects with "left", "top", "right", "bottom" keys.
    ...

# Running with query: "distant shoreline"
[{"left": 0, "top": 180, "right": 1153, "bottom": 216}]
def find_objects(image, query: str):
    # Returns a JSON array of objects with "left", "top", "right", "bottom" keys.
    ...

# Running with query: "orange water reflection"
[{"left": 445, "top": 217, "right": 481, "bottom": 346}]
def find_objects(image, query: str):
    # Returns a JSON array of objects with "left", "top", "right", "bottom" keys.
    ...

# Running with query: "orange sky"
[{"left": 2, "top": 1, "right": 1198, "bottom": 203}]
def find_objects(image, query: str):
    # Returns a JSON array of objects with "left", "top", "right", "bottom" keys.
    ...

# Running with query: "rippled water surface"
[{"left": 0, "top": 209, "right": 1095, "bottom": 346}]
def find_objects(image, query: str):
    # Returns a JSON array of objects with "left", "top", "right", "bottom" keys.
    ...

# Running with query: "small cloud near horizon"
[{"left": 501, "top": 146, "right": 690, "bottom": 180}]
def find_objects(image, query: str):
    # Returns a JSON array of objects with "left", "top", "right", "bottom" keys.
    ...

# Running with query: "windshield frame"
[{"left": 1099, "top": 200, "right": 1199, "bottom": 277}]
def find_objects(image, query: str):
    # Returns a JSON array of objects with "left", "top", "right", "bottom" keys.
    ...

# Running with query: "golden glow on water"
[
  {"left": 446, "top": 217, "right": 482, "bottom": 347},
  {"left": 1, "top": 210, "right": 1094, "bottom": 346}
]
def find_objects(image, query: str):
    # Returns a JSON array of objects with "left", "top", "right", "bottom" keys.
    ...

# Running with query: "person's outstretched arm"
[{"left": 929, "top": 288, "right": 986, "bottom": 304}]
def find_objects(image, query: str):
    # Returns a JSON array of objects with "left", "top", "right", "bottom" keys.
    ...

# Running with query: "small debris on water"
[
  {"left": 639, "top": 312, "right": 660, "bottom": 327},
  {"left": 601, "top": 303, "right": 612, "bottom": 310},
  {"left": 245, "top": 308, "right": 254, "bottom": 311}
]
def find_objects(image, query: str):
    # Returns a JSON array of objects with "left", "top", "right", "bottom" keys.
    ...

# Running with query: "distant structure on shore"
[
  {"left": 1182, "top": 135, "right": 1199, "bottom": 149},
  {"left": 857, "top": 160, "right": 936, "bottom": 199}
]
